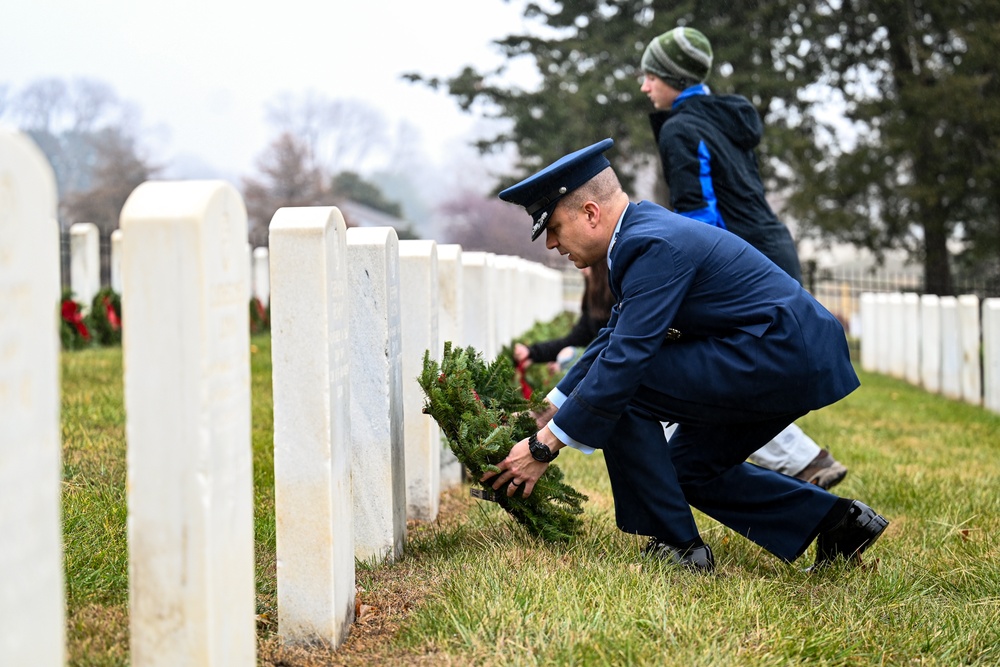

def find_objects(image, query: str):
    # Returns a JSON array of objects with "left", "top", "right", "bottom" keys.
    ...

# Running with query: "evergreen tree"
[
  {"left": 784, "top": 0, "right": 1000, "bottom": 295},
  {"left": 409, "top": 0, "right": 1000, "bottom": 294},
  {"left": 406, "top": 2, "right": 804, "bottom": 193}
]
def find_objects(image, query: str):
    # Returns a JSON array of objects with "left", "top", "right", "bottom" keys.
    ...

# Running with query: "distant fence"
[{"left": 806, "top": 264, "right": 1000, "bottom": 342}]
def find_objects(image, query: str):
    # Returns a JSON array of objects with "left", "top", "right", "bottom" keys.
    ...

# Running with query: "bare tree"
[
  {"left": 438, "top": 191, "right": 554, "bottom": 266},
  {"left": 264, "top": 91, "right": 388, "bottom": 174},
  {"left": 1, "top": 77, "right": 155, "bottom": 229},
  {"left": 324, "top": 98, "right": 387, "bottom": 171},
  {"left": 61, "top": 126, "right": 158, "bottom": 236},
  {"left": 10, "top": 78, "right": 69, "bottom": 131},
  {"left": 69, "top": 79, "right": 121, "bottom": 133},
  {"left": 241, "top": 132, "right": 330, "bottom": 246}
]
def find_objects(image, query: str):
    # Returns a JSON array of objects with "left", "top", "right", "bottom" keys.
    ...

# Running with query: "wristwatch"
[{"left": 528, "top": 433, "right": 559, "bottom": 463}]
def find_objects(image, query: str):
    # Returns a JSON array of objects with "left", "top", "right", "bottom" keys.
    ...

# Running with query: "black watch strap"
[{"left": 528, "top": 433, "right": 559, "bottom": 462}]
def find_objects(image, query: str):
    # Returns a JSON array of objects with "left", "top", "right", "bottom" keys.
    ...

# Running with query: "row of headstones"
[
  {"left": 0, "top": 128, "right": 564, "bottom": 665},
  {"left": 248, "top": 243, "right": 565, "bottom": 363},
  {"left": 66, "top": 222, "right": 565, "bottom": 362},
  {"left": 859, "top": 292, "right": 1000, "bottom": 413}
]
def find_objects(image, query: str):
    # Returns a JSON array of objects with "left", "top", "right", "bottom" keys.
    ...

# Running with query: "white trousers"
[{"left": 661, "top": 421, "right": 820, "bottom": 476}]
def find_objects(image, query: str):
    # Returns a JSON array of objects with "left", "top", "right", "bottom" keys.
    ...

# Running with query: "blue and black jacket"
[{"left": 649, "top": 87, "right": 803, "bottom": 284}]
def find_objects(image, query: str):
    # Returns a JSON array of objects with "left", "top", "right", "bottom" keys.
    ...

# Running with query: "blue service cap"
[{"left": 498, "top": 138, "right": 615, "bottom": 241}]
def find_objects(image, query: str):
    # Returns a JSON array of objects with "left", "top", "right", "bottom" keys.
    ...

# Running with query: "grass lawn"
[{"left": 61, "top": 334, "right": 1000, "bottom": 666}]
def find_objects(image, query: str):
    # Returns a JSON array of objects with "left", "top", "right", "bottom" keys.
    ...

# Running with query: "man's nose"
[{"left": 545, "top": 230, "right": 558, "bottom": 250}]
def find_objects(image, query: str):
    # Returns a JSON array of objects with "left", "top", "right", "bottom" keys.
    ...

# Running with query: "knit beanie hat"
[{"left": 641, "top": 27, "right": 713, "bottom": 87}]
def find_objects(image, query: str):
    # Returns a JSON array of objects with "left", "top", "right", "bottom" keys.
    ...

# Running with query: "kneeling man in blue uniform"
[{"left": 486, "top": 138, "right": 888, "bottom": 572}]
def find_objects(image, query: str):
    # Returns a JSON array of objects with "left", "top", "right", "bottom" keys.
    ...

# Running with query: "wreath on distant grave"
[
  {"left": 419, "top": 342, "right": 587, "bottom": 542},
  {"left": 249, "top": 297, "right": 269, "bottom": 334},
  {"left": 60, "top": 290, "right": 91, "bottom": 350},
  {"left": 88, "top": 287, "right": 122, "bottom": 346}
]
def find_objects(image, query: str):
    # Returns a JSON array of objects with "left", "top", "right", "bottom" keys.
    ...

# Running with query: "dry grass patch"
[{"left": 257, "top": 486, "right": 476, "bottom": 666}]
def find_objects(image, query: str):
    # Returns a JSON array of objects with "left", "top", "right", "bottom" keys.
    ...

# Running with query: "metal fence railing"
[{"left": 805, "top": 264, "right": 1000, "bottom": 348}]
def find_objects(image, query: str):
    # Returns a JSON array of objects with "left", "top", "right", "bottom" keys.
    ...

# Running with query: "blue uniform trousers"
[{"left": 601, "top": 401, "right": 837, "bottom": 562}]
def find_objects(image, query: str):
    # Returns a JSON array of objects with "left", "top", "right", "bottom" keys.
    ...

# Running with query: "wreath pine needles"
[{"left": 419, "top": 342, "right": 588, "bottom": 542}]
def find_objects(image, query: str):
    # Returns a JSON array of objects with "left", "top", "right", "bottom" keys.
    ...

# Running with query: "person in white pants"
[{"left": 664, "top": 422, "right": 846, "bottom": 489}]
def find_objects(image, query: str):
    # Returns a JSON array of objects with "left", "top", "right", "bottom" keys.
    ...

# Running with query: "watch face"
[{"left": 529, "top": 435, "right": 556, "bottom": 462}]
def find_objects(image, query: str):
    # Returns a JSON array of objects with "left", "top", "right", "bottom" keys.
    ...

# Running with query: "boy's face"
[{"left": 640, "top": 72, "right": 680, "bottom": 110}]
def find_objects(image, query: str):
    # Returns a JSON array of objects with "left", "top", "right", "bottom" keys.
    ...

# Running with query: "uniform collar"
[{"left": 607, "top": 205, "right": 629, "bottom": 268}]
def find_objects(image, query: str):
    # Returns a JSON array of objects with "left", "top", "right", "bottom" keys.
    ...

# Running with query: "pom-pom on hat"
[
  {"left": 641, "top": 27, "right": 713, "bottom": 88},
  {"left": 498, "top": 138, "right": 615, "bottom": 242}
]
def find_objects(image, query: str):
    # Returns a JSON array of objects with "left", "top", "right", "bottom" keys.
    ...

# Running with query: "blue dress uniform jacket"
[{"left": 550, "top": 201, "right": 859, "bottom": 561}]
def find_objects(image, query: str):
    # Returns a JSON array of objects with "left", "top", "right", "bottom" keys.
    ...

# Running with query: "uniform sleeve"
[{"left": 552, "top": 234, "right": 696, "bottom": 449}]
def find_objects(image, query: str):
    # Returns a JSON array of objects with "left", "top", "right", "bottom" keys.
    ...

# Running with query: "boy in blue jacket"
[{"left": 640, "top": 26, "right": 849, "bottom": 490}]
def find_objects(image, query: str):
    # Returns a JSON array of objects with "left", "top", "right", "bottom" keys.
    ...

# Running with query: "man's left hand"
[{"left": 481, "top": 437, "right": 548, "bottom": 497}]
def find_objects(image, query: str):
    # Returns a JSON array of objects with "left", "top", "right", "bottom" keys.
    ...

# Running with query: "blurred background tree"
[
  {"left": 0, "top": 76, "right": 158, "bottom": 236},
  {"left": 408, "top": 0, "right": 1000, "bottom": 294}
]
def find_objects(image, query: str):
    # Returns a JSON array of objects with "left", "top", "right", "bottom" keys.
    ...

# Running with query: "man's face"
[
  {"left": 543, "top": 202, "right": 603, "bottom": 269},
  {"left": 640, "top": 72, "right": 679, "bottom": 110}
]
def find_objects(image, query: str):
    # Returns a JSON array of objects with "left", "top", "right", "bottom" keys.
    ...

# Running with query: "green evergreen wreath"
[
  {"left": 88, "top": 287, "right": 122, "bottom": 346},
  {"left": 419, "top": 342, "right": 588, "bottom": 542}
]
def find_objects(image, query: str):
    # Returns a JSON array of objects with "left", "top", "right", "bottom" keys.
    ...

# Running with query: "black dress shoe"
[
  {"left": 813, "top": 500, "right": 889, "bottom": 568},
  {"left": 643, "top": 538, "right": 715, "bottom": 573}
]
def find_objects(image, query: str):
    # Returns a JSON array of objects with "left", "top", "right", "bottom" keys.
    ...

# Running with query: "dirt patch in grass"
[
  {"left": 67, "top": 603, "right": 130, "bottom": 665},
  {"left": 257, "top": 485, "right": 475, "bottom": 666}
]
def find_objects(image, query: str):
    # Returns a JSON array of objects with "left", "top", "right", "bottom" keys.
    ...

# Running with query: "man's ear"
[{"left": 583, "top": 200, "right": 601, "bottom": 227}]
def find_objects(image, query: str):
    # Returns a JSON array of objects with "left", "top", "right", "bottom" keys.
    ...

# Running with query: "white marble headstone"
[
  {"left": 398, "top": 240, "right": 440, "bottom": 521},
  {"left": 435, "top": 243, "right": 464, "bottom": 490},
  {"left": 346, "top": 226, "right": 406, "bottom": 564},
  {"left": 269, "top": 206, "right": 354, "bottom": 646},
  {"left": 70, "top": 221, "right": 101, "bottom": 308},
  {"left": 939, "top": 296, "right": 961, "bottom": 400},
  {"left": 902, "top": 293, "right": 920, "bottom": 385},
  {"left": 461, "top": 251, "right": 497, "bottom": 359},
  {"left": 859, "top": 292, "right": 877, "bottom": 373},
  {"left": 121, "top": 180, "right": 256, "bottom": 666},
  {"left": 252, "top": 246, "right": 270, "bottom": 307},
  {"left": 0, "top": 128, "right": 65, "bottom": 667},
  {"left": 983, "top": 299, "right": 1000, "bottom": 414},
  {"left": 886, "top": 293, "right": 905, "bottom": 379},
  {"left": 957, "top": 294, "right": 981, "bottom": 405},
  {"left": 110, "top": 228, "right": 124, "bottom": 294},
  {"left": 920, "top": 294, "right": 941, "bottom": 393}
]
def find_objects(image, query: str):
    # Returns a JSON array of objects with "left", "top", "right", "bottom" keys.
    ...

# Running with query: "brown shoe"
[{"left": 795, "top": 449, "right": 848, "bottom": 490}]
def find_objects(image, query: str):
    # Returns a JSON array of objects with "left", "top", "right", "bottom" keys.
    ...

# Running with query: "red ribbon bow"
[
  {"left": 102, "top": 295, "right": 121, "bottom": 330},
  {"left": 516, "top": 359, "right": 533, "bottom": 399},
  {"left": 61, "top": 299, "right": 91, "bottom": 340}
]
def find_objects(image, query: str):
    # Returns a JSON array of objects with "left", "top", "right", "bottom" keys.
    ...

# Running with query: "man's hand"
[
  {"left": 481, "top": 437, "right": 548, "bottom": 497},
  {"left": 530, "top": 400, "right": 558, "bottom": 429},
  {"left": 481, "top": 427, "right": 564, "bottom": 498}
]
